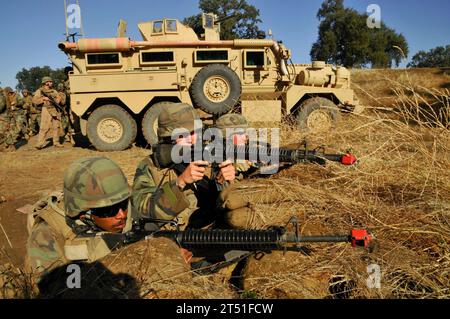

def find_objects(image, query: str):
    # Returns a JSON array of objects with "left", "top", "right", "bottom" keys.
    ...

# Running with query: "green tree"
[
  {"left": 407, "top": 45, "right": 450, "bottom": 68},
  {"left": 311, "top": 0, "right": 408, "bottom": 68},
  {"left": 15, "top": 66, "right": 66, "bottom": 93},
  {"left": 183, "top": 0, "right": 263, "bottom": 40},
  {"left": 367, "top": 23, "right": 408, "bottom": 68}
]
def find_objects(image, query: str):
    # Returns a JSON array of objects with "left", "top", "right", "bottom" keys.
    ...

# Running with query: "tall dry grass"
[{"left": 242, "top": 76, "right": 450, "bottom": 299}]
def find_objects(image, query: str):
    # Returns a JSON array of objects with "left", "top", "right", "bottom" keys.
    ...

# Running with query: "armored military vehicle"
[{"left": 59, "top": 13, "right": 361, "bottom": 151}]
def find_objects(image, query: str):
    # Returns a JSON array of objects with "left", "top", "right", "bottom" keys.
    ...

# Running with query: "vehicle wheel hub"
[
  {"left": 203, "top": 76, "right": 230, "bottom": 103},
  {"left": 97, "top": 118, "right": 123, "bottom": 143},
  {"left": 307, "top": 109, "right": 332, "bottom": 132}
]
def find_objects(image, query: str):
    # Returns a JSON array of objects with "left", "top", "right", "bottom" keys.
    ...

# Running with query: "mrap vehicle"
[{"left": 59, "top": 13, "right": 361, "bottom": 151}]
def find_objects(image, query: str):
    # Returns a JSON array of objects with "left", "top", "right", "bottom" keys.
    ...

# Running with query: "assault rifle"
[
  {"left": 41, "top": 89, "right": 76, "bottom": 143},
  {"left": 153, "top": 142, "right": 357, "bottom": 169},
  {"left": 102, "top": 217, "right": 374, "bottom": 271},
  {"left": 40, "top": 90, "right": 65, "bottom": 114}
]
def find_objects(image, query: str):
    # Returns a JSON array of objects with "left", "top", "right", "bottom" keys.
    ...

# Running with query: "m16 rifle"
[
  {"left": 152, "top": 141, "right": 357, "bottom": 169},
  {"left": 41, "top": 89, "right": 77, "bottom": 144},
  {"left": 40, "top": 90, "right": 65, "bottom": 114},
  {"left": 102, "top": 217, "right": 374, "bottom": 271}
]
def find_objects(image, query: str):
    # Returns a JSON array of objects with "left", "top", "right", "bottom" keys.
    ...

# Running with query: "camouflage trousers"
[
  {"left": 29, "top": 113, "right": 41, "bottom": 135},
  {"left": 36, "top": 107, "right": 62, "bottom": 147},
  {"left": 60, "top": 112, "right": 75, "bottom": 143},
  {"left": 12, "top": 109, "right": 28, "bottom": 137},
  {"left": 0, "top": 114, "right": 20, "bottom": 146},
  {"left": 61, "top": 113, "right": 69, "bottom": 132}
]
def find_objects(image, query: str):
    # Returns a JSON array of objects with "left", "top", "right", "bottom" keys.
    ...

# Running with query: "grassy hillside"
[{"left": 352, "top": 67, "right": 450, "bottom": 109}]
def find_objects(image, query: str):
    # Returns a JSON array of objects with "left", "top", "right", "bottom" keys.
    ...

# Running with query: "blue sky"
[{"left": 0, "top": 0, "right": 449, "bottom": 89}]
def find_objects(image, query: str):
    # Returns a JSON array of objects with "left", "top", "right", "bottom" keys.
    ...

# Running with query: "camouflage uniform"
[
  {"left": 28, "top": 101, "right": 42, "bottom": 136},
  {"left": 131, "top": 104, "right": 221, "bottom": 229},
  {"left": 25, "top": 157, "right": 188, "bottom": 290},
  {"left": 213, "top": 114, "right": 283, "bottom": 229},
  {"left": 4, "top": 87, "right": 28, "bottom": 138},
  {"left": 0, "top": 88, "right": 20, "bottom": 149},
  {"left": 0, "top": 88, "right": 8, "bottom": 145},
  {"left": 22, "top": 89, "right": 33, "bottom": 113},
  {"left": 22, "top": 89, "right": 38, "bottom": 136},
  {"left": 57, "top": 83, "right": 71, "bottom": 142},
  {"left": 33, "top": 77, "right": 64, "bottom": 148},
  {"left": 0, "top": 87, "right": 5, "bottom": 114},
  {"left": 25, "top": 157, "right": 132, "bottom": 276}
]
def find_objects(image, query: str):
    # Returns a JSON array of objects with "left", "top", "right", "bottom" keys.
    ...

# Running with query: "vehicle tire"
[
  {"left": 87, "top": 104, "right": 137, "bottom": 152},
  {"left": 142, "top": 101, "right": 174, "bottom": 146},
  {"left": 296, "top": 97, "right": 341, "bottom": 133},
  {"left": 190, "top": 64, "right": 242, "bottom": 115}
]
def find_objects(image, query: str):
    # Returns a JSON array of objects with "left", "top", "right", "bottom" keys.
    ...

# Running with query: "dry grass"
[
  {"left": 351, "top": 67, "right": 450, "bottom": 109},
  {"left": 241, "top": 72, "right": 450, "bottom": 299}
]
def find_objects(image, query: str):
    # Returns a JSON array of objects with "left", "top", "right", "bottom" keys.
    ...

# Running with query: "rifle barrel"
[
  {"left": 321, "top": 154, "right": 343, "bottom": 162},
  {"left": 152, "top": 229, "right": 350, "bottom": 251}
]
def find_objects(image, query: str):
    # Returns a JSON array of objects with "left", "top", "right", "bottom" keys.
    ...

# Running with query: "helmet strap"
[
  {"left": 65, "top": 216, "right": 91, "bottom": 235},
  {"left": 82, "top": 211, "right": 101, "bottom": 232},
  {"left": 66, "top": 211, "right": 100, "bottom": 235}
]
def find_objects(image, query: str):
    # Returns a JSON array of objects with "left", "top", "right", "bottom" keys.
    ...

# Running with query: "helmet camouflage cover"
[
  {"left": 215, "top": 114, "right": 249, "bottom": 138},
  {"left": 63, "top": 157, "right": 130, "bottom": 218},
  {"left": 3, "top": 87, "right": 13, "bottom": 94},
  {"left": 41, "top": 76, "right": 53, "bottom": 85},
  {"left": 157, "top": 103, "right": 200, "bottom": 139}
]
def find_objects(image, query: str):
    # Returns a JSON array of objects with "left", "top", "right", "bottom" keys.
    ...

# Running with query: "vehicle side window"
[
  {"left": 245, "top": 51, "right": 265, "bottom": 68},
  {"left": 153, "top": 21, "right": 163, "bottom": 34},
  {"left": 204, "top": 15, "right": 214, "bottom": 29},
  {"left": 166, "top": 20, "right": 177, "bottom": 33},
  {"left": 141, "top": 51, "right": 175, "bottom": 65},
  {"left": 86, "top": 53, "right": 121, "bottom": 66},
  {"left": 195, "top": 50, "right": 229, "bottom": 63}
]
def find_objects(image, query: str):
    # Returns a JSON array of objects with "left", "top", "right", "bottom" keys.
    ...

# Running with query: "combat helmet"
[
  {"left": 63, "top": 157, "right": 130, "bottom": 218},
  {"left": 3, "top": 87, "right": 13, "bottom": 94},
  {"left": 41, "top": 76, "right": 53, "bottom": 85},
  {"left": 157, "top": 103, "right": 200, "bottom": 139},
  {"left": 215, "top": 114, "right": 249, "bottom": 138}
]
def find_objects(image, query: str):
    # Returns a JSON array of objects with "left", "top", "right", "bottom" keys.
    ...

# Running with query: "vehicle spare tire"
[
  {"left": 190, "top": 64, "right": 242, "bottom": 115},
  {"left": 87, "top": 104, "right": 137, "bottom": 152},
  {"left": 296, "top": 97, "right": 341, "bottom": 133},
  {"left": 142, "top": 101, "right": 174, "bottom": 146}
]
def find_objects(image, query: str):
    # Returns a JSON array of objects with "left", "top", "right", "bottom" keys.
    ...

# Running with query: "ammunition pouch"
[{"left": 152, "top": 180, "right": 190, "bottom": 218}]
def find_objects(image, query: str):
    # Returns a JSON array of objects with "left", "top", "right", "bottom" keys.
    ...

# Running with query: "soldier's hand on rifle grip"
[
  {"left": 177, "top": 161, "right": 209, "bottom": 187},
  {"left": 217, "top": 160, "right": 236, "bottom": 184}
]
